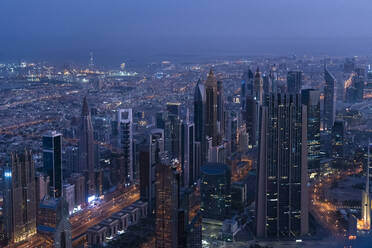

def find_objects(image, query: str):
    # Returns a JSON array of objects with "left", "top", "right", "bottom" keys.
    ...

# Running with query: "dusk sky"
[{"left": 1, "top": 0, "right": 372, "bottom": 65}]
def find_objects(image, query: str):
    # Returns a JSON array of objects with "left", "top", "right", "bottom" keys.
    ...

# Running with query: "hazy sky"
[{"left": 1, "top": 0, "right": 372, "bottom": 65}]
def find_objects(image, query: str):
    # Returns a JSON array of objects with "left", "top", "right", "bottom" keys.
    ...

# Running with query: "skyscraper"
[
  {"left": 301, "top": 89, "right": 321, "bottom": 175},
  {"left": 332, "top": 120, "right": 345, "bottom": 162},
  {"left": 287, "top": 71, "right": 302, "bottom": 94},
  {"left": 155, "top": 154, "right": 180, "bottom": 248},
  {"left": 194, "top": 79, "right": 206, "bottom": 162},
  {"left": 205, "top": 69, "right": 218, "bottom": 146},
  {"left": 323, "top": 67, "right": 336, "bottom": 131},
  {"left": 217, "top": 80, "right": 225, "bottom": 145},
  {"left": 241, "top": 69, "right": 254, "bottom": 109},
  {"left": 253, "top": 68, "right": 263, "bottom": 104},
  {"left": 256, "top": 94, "right": 308, "bottom": 238},
  {"left": 78, "top": 96, "right": 95, "bottom": 197},
  {"left": 166, "top": 102, "right": 181, "bottom": 117},
  {"left": 181, "top": 121, "right": 196, "bottom": 187},
  {"left": 360, "top": 141, "right": 371, "bottom": 230},
  {"left": 245, "top": 95, "right": 257, "bottom": 147},
  {"left": 3, "top": 150, "right": 36, "bottom": 244},
  {"left": 43, "top": 131, "right": 63, "bottom": 198},
  {"left": 200, "top": 163, "right": 231, "bottom": 220},
  {"left": 118, "top": 109, "right": 134, "bottom": 183}
]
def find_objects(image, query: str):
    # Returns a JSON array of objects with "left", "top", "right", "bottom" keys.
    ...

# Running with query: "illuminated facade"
[
  {"left": 155, "top": 156, "right": 180, "bottom": 248},
  {"left": 256, "top": 94, "right": 309, "bottom": 238},
  {"left": 3, "top": 150, "right": 36, "bottom": 244},
  {"left": 323, "top": 67, "right": 336, "bottom": 131},
  {"left": 301, "top": 89, "right": 321, "bottom": 175},
  {"left": 78, "top": 96, "right": 96, "bottom": 196}
]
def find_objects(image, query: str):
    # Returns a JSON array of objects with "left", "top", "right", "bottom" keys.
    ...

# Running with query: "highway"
[{"left": 70, "top": 184, "right": 140, "bottom": 239}]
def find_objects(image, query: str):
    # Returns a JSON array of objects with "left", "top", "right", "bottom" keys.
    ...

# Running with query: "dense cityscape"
[
  {"left": 2, "top": 1, "right": 372, "bottom": 248},
  {"left": 0, "top": 54, "right": 371, "bottom": 248}
]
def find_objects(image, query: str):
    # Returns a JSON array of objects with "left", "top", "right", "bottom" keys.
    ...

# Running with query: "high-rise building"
[
  {"left": 256, "top": 94, "right": 308, "bottom": 238},
  {"left": 205, "top": 69, "right": 218, "bottom": 146},
  {"left": 323, "top": 67, "right": 336, "bottom": 131},
  {"left": 245, "top": 95, "right": 257, "bottom": 147},
  {"left": 37, "top": 197, "right": 72, "bottom": 248},
  {"left": 360, "top": 141, "right": 371, "bottom": 230},
  {"left": 43, "top": 131, "right": 63, "bottom": 198},
  {"left": 78, "top": 96, "right": 95, "bottom": 196},
  {"left": 302, "top": 89, "right": 321, "bottom": 175},
  {"left": 181, "top": 121, "right": 196, "bottom": 187},
  {"left": 332, "top": 120, "right": 346, "bottom": 162},
  {"left": 200, "top": 163, "right": 231, "bottom": 220},
  {"left": 165, "top": 112, "right": 181, "bottom": 161},
  {"left": 3, "top": 150, "right": 37, "bottom": 244},
  {"left": 287, "top": 71, "right": 303, "bottom": 94},
  {"left": 217, "top": 80, "right": 225, "bottom": 144},
  {"left": 118, "top": 109, "right": 134, "bottom": 183},
  {"left": 241, "top": 69, "right": 254, "bottom": 109},
  {"left": 194, "top": 79, "right": 206, "bottom": 163},
  {"left": 67, "top": 173, "right": 85, "bottom": 207},
  {"left": 253, "top": 68, "right": 263, "bottom": 104},
  {"left": 155, "top": 154, "right": 181, "bottom": 248},
  {"left": 166, "top": 102, "right": 181, "bottom": 117}
]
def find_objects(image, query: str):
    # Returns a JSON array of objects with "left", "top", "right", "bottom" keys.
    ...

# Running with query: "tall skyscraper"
[
  {"left": 43, "top": 131, "right": 63, "bottom": 198},
  {"left": 217, "top": 80, "right": 225, "bottom": 145},
  {"left": 360, "top": 141, "right": 371, "bottom": 230},
  {"left": 323, "top": 67, "right": 336, "bottom": 131},
  {"left": 78, "top": 96, "right": 95, "bottom": 197},
  {"left": 241, "top": 69, "right": 254, "bottom": 109},
  {"left": 118, "top": 109, "right": 134, "bottom": 183},
  {"left": 253, "top": 68, "right": 263, "bottom": 104},
  {"left": 205, "top": 69, "right": 218, "bottom": 146},
  {"left": 181, "top": 121, "right": 196, "bottom": 187},
  {"left": 166, "top": 102, "right": 181, "bottom": 117},
  {"left": 245, "top": 95, "right": 257, "bottom": 147},
  {"left": 302, "top": 89, "right": 321, "bottom": 175},
  {"left": 331, "top": 120, "right": 345, "bottom": 162},
  {"left": 200, "top": 163, "right": 231, "bottom": 220},
  {"left": 155, "top": 154, "right": 180, "bottom": 248},
  {"left": 287, "top": 71, "right": 303, "bottom": 94},
  {"left": 194, "top": 79, "right": 206, "bottom": 162},
  {"left": 3, "top": 150, "right": 36, "bottom": 244},
  {"left": 256, "top": 94, "right": 308, "bottom": 238}
]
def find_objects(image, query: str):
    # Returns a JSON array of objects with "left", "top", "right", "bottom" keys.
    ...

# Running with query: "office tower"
[
  {"left": 35, "top": 172, "right": 50, "bottom": 209},
  {"left": 65, "top": 146, "right": 78, "bottom": 177},
  {"left": 139, "top": 129, "right": 165, "bottom": 212},
  {"left": 37, "top": 198, "right": 72, "bottom": 248},
  {"left": 201, "top": 163, "right": 231, "bottom": 220},
  {"left": 302, "top": 89, "right": 321, "bottom": 175},
  {"left": 181, "top": 121, "right": 196, "bottom": 187},
  {"left": 3, "top": 150, "right": 36, "bottom": 244},
  {"left": 118, "top": 109, "right": 134, "bottom": 183},
  {"left": 360, "top": 141, "right": 371, "bottom": 230},
  {"left": 155, "top": 154, "right": 180, "bottom": 248},
  {"left": 156, "top": 111, "right": 168, "bottom": 129},
  {"left": 241, "top": 69, "right": 254, "bottom": 109},
  {"left": 194, "top": 79, "right": 206, "bottom": 162},
  {"left": 332, "top": 120, "right": 346, "bottom": 162},
  {"left": 78, "top": 96, "right": 95, "bottom": 196},
  {"left": 225, "top": 111, "right": 238, "bottom": 154},
  {"left": 165, "top": 112, "right": 181, "bottom": 160},
  {"left": 323, "top": 67, "right": 336, "bottom": 131},
  {"left": 262, "top": 74, "right": 272, "bottom": 95},
  {"left": 63, "top": 184, "right": 75, "bottom": 215},
  {"left": 67, "top": 173, "right": 86, "bottom": 207},
  {"left": 245, "top": 95, "right": 257, "bottom": 147},
  {"left": 256, "top": 94, "right": 308, "bottom": 238},
  {"left": 43, "top": 131, "right": 63, "bottom": 198},
  {"left": 253, "top": 68, "right": 263, "bottom": 104},
  {"left": 166, "top": 102, "right": 181, "bottom": 117},
  {"left": 205, "top": 69, "right": 218, "bottom": 146},
  {"left": 287, "top": 71, "right": 303, "bottom": 94},
  {"left": 217, "top": 80, "right": 225, "bottom": 144}
]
